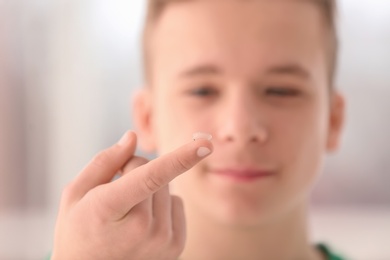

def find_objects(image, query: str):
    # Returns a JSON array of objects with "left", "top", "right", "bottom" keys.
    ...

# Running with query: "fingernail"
[
  {"left": 197, "top": 147, "right": 211, "bottom": 157},
  {"left": 118, "top": 132, "right": 128, "bottom": 146},
  {"left": 193, "top": 132, "right": 212, "bottom": 141}
]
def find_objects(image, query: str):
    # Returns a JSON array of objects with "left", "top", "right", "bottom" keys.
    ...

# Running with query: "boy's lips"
[{"left": 209, "top": 167, "right": 276, "bottom": 182}]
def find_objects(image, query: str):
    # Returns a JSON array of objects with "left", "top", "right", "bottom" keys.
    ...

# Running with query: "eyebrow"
[
  {"left": 179, "top": 65, "right": 222, "bottom": 78},
  {"left": 266, "top": 64, "right": 311, "bottom": 79},
  {"left": 178, "top": 63, "right": 311, "bottom": 79}
]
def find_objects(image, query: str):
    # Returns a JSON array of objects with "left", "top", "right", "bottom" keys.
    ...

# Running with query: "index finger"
[{"left": 99, "top": 137, "right": 213, "bottom": 219}]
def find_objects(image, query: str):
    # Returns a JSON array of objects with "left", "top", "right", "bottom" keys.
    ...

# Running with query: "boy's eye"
[
  {"left": 265, "top": 87, "right": 301, "bottom": 97},
  {"left": 188, "top": 86, "right": 217, "bottom": 97}
]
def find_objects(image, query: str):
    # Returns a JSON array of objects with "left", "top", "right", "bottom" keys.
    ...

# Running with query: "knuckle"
[
  {"left": 123, "top": 156, "right": 149, "bottom": 173},
  {"left": 136, "top": 156, "right": 150, "bottom": 165},
  {"left": 171, "top": 195, "right": 183, "bottom": 206},
  {"left": 91, "top": 150, "right": 113, "bottom": 169},
  {"left": 143, "top": 174, "right": 163, "bottom": 193},
  {"left": 88, "top": 188, "right": 120, "bottom": 221},
  {"left": 171, "top": 156, "right": 193, "bottom": 173}
]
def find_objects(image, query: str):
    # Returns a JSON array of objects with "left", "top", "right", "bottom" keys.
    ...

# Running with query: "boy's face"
[{"left": 136, "top": 0, "right": 344, "bottom": 225}]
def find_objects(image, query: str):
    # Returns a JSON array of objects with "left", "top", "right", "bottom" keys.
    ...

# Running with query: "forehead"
[{"left": 151, "top": 0, "right": 326, "bottom": 81}]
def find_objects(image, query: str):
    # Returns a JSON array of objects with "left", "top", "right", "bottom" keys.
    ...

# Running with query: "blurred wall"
[
  {"left": 1, "top": 2, "right": 30, "bottom": 213},
  {"left": 0, "top": 0, "right": 51, "bottom": 211},
  {"left": 0, "top": 0, "right": 389, "bottom": 259},
  {"left": 312, "top": 0, "right": 390, "bottom": 205}
]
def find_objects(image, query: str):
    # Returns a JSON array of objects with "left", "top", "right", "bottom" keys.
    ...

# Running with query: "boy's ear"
[
  {"left": 132, "top": 88, "right": 156, "bottom": 153},
  {"left": 327, "top": 91, "right": 346, "bottom": 152}
]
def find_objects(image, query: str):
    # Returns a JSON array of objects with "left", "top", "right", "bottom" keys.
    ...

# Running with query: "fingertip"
[
  {"left": 187, "top": 138, "right": 213, "bottom": 159},
  {"left": 118, "top": 130, "right": 137, "bottom": 147},
  {"left": 193, "top": 138, "right": 213, "bottom": 153},
  {"left": 197, "top": 146, "right": 212, "bottom": 157}
]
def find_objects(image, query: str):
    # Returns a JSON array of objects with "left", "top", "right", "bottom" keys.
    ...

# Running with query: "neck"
[{"left": 180, "top": 202, "right": 322, "bottom": 260}]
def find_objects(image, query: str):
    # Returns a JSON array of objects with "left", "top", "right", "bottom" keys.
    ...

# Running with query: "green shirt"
[{"left": 317, "top": 243, "right": 347, "bottom": 260}]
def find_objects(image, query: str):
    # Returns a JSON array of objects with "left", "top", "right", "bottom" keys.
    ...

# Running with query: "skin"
[
  {"left": 135, "top": 0, "right": 344, "bottom": 259},
  {"left": 52, "top": 132, "right": 213, "bottom": 260},
  {"left": 52, "top": 0, "right": 344, "bottom": 259}
]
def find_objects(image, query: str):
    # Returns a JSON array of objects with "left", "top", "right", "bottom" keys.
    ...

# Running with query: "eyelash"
[
  {"left": 265, "top": 87, "right": 301, "bottom": 97},
  {"left": 186, "top": 86, "right": 301, "bottom": 99},
  {"left": 188, "top": 86, "right": 217, "bottom": 97}
]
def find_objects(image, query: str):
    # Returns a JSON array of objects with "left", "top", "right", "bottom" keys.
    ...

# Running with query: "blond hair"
[{"left": 142, "top": 0, "right": 338, "bottom": 85}]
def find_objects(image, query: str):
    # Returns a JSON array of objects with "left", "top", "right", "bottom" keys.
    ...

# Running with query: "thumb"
[{"left": 97, "top": 136, "right": 213, "bottom": 220}]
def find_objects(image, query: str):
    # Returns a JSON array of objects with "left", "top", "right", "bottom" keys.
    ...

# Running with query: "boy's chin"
[
  {"left": 202, "top": 192, "right": 310, "bottom": 228},
  {"left": 196, "top": 196, "right": 281, "bottom": 228},
  {"left": 206, "top": 211, "right": 275, "bottom": 230}
]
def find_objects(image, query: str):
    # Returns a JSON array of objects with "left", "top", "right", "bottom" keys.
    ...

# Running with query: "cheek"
[
  {"left": 265, "top": 103, "right": 329, "bottom": 206},
  {"left": 271, "top": 98, "right": 329, "bottom": 179},
  {"left": 153, "top": 93, "right": 213, "bottom": 154}
]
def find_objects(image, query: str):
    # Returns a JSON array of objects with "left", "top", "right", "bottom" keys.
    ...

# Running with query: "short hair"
[{"left": 142, "top": 0, "right": 338, "bottom": 85}]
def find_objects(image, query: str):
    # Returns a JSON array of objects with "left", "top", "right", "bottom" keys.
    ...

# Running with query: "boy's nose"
[{"left": 215, "top": 97, "right": 268, "bottom": 146}]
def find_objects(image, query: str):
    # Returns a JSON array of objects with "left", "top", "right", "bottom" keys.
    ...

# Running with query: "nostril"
[{"left": 222, "top": 135, "right": 234, "bottom": 142}]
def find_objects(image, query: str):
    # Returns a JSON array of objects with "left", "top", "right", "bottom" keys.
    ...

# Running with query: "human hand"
[{"left": 52, "top": 131, "right": 213, "bottom": 260}]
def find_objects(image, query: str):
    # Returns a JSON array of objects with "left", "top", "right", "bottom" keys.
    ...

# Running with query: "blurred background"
[{"left": 0, "top": 0, "right": 389, "bottom": 259}]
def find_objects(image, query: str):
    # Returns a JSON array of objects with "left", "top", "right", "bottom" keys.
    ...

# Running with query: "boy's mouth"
[{"left": 209, "top": 167, "right": 276, "bottom": 182}]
